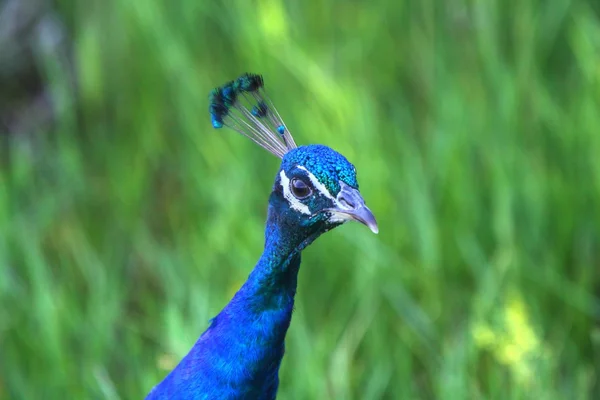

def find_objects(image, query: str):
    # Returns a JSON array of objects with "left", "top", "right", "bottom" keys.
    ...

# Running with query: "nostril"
[{"left": 339, "top": 198, "right": 355, "bottom": 209}]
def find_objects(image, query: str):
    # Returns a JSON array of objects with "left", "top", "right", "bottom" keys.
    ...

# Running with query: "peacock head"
[
  {"left": 209, "top": 73, "right": 378, "bottom": 243},
  {"left": 272, "top": 144, "right": 377, "bottom": 236}
]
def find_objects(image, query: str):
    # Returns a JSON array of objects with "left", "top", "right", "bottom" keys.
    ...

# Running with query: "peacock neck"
[
  {"left": 229, "top": 205, "right": 304, "bottom": 320},
  {"left": 146, "top": 195, "right": 321, "bottom": 398},
  {"left": 192, "top": 203, "right": 306, "bottom": 396},
  {"left": 146, "top": 206, "right": 307, "bottom": 398}
]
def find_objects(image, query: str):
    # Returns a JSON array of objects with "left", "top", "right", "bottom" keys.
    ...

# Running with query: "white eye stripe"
[
  {"left": 296, "top": 166, "right": 348, "bottom": 211},
  {"left": 279, "top": 170, "right": 311, "bottom": 215},
  {"left": 296, "top": 166, "right": 335, "bottom": 201}
]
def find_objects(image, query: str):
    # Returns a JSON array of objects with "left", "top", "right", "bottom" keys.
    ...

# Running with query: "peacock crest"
[{"left": 209, "top": 73, "right": 297, "bottom": 158}]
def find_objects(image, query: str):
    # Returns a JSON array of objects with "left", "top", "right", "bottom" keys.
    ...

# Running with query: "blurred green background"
[{"left": 1, "top": 0, "right": 600, "bottom": 398}]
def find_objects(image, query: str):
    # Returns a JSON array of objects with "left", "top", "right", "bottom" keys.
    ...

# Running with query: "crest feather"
[{"left": 209, "top": 73, "right": 297, "bottom": 158}]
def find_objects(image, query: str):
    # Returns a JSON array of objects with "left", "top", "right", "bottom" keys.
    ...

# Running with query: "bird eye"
[{"left": 290, "top": 178, "right": 312, "bottom": 199}]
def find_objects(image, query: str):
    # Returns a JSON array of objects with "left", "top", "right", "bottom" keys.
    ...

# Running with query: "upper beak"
[{"left": 329, "top": 182, "right": 379, "bottom": 234}]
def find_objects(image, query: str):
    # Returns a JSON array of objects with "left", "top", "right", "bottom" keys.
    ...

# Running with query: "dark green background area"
[{"left": 1, "top": 0, "right": 599, "bottom": 398}]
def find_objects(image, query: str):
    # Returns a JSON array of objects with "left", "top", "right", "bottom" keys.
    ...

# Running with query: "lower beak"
[{"left": 337, "top": 206, "right": 379, "bottom": 234}]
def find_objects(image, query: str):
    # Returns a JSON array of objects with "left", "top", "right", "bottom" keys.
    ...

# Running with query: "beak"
[{"left": 329, "top": 182, "right": 379, "bottom": 234}]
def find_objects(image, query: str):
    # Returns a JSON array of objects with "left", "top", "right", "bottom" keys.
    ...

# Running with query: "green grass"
[{"left": 1, "top": 0, "right": 600, "bottom": 398}]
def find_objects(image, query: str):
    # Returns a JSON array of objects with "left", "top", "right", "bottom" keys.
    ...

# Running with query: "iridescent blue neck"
[
  {"left": 232, "top": 221, "right": 301, "bottom": 314},
  {"left": 146, "top": 200, "right": 305, "bottom": 400}
]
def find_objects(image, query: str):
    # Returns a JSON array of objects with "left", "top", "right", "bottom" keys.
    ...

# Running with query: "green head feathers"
[{"left": 281, "top": 145, "right": 359, "bottom": 196}]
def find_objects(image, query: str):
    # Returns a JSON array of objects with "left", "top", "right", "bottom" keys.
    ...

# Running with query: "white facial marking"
[
  {"left": 327, "top": 211, "right": 353, "bottom": 224},
  {"left": 296, "top": 166, "right": 335, "bottom": 200},
  {"left": 296, "top": 166, "right": 352, "bottom": 212},
  {"left": 279, "top": 170, "right": 311, "bottom": 215}
]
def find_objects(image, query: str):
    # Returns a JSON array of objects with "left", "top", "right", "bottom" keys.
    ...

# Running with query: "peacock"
[{"left": 146, "top": 73, "right": 378, "bottom": 400}]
